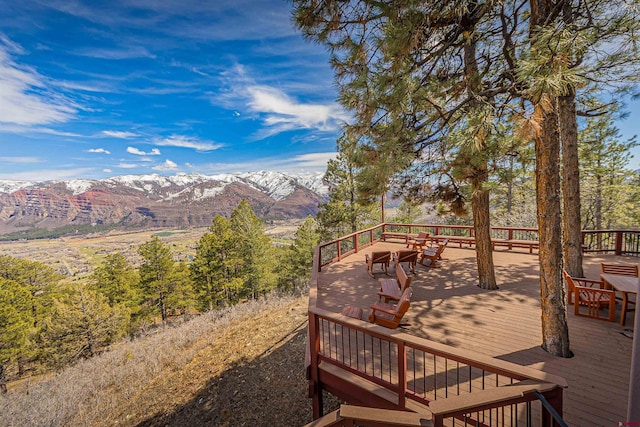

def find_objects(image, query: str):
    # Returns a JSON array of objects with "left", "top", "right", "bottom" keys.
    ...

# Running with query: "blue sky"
[
  {"left": 0, "top": 0, "right": 347, "bottom": 181},
  {"left": 0, "top": 1, "right": 638, "bottom": 182}
]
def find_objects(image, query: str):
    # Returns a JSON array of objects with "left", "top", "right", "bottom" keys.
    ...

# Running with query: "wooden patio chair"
[
  {"left": 368, "top": 287, "right": 413, "bottom": 329},
  {"left": 600, "top": 263, "right": 639, "bottom": 277},
  {"left": 418, "top": 239, "right": 448, "bottom": 268},
  {"left": 563, "top": 270, "right": 615, "bottom": 322},
  {"left": 365, "top": 251, "right": 391, "bottom": 277},
  {"left": 393, "top": 249, "right": 419, "bottom": 274},
  {"left": 407, "top": 231, "right": 430, "bottom": 250},
  {"left": 377, "top": 264, "right": 412, "bottom": 303}
]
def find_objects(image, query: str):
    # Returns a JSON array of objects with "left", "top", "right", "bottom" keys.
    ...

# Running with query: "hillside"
[
  {"left": 0, "top": 171, "right": 328, "bottom": 236},
  {"left": 0, "top": 293, "right": 339, "bottom": 426}
]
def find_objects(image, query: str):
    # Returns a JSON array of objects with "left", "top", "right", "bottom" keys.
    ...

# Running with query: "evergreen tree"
[
  {"left": 167, "top": 261, "right": 196, "bottom": 317},
  {"left": 39, "top": 284, "right": 128, "bottom": 368},
  {"left": 317, "top": 135, "right": 379, "bottom": 241},
  {"left": 91, "top": 252, "right": 140, "bottom": 308},
  {"left": 230, "top": 200, "right": 276, "bottom": 299},
  {"left": 579, "top": 113, "right": 639, "bottom": 230},
  {"left": 190, "top": 215, "right": 241, "bottom": 309},
  {"left": 280, "top": 216, "right": 320, "bottom": 292},
  {"left": 0, "top": 278, "right": 33, "bottom": 393},
  {"left": 138, "top": 236, "right": 176, "bottom": 323},
  {"left": 295, "top": 1, "right": 509, "bottom": 288}
]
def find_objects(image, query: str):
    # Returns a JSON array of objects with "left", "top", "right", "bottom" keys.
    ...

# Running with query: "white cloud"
[
  {"left": 218, "top": 66, "right": 348, "bottom": 139},
  {"left": 0, "top": 156, "right": 43, "bottom": 163},
  {"left": 102, "top": 130, "right": 138, "bottom": 139},
  {"left": 88, "top": 148, "right": 111, "bottom": 154},
  {"left": 290, "top": 152, "right": 337, "bottom": 168},
  {"left": 153, "top": 159, "right": 179, "bottom": 171},
  {"left": 127, "top": 146, "right": 161, "bottom": 156},
  {"left": 0, "top": 39, "right": 77, "bottom": 126},
  {"left": 103, "top": 168, "right": 112, "bottom": 173},
  {"left": 74, "top": 46, "right": 156, "bottom": 60},
  {"left": 155, "top": 135, "right": 223, "bottom": 151},
  {"left": 118, "top": 163, "right": 138, "bottom": 169}
]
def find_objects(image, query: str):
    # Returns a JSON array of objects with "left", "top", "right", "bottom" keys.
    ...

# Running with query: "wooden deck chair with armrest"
[
  {"left": 377, "top": 263, "right": 412, "bottom": 303},
  {"left": 365, "top": 251, "right": 391, "bottom": 277},
  {"left": 563, "top": 270, "right": 615, "bottom": 322},
  {"left": 407, "top": 231, "right": 430, "bottom": 249},
  {"left": 368, "top": 287, "right": 413, "bottom": 329},
  {"left": 393, "top": 249, "right": 419, "bottom": 274},
  {"left": 419, "top": 239, "right": 448, "bottom": 268}
]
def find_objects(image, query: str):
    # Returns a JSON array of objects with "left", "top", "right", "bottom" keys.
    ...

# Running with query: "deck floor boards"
[{"left": 315, "top": 242, "right": 638, "bottom": 426}]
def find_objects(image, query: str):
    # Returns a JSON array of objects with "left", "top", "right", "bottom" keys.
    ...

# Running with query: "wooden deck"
[{"left": 315, "top": 242, "right": 638, "bottom": 427}]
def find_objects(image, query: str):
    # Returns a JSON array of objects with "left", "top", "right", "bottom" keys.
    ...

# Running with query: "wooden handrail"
[
  {"left": 302, "top": 405, "right": 432, "bottom": 427},
  {"left": 317, "top": 224, "right": 640, "bottom": 273}
]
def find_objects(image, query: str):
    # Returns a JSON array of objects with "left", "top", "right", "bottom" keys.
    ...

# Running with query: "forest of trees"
[{"left": 0, "top": 200, "right": 320, "bottom": 392}]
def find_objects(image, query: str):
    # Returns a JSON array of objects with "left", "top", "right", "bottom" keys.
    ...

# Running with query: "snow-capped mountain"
[{"left": 0, "top": 171, "right": 329, "bottom": 234}]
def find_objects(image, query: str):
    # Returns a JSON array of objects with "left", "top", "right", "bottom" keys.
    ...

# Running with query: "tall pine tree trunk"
[
  {"left": 463, "top": 15, "right": 497, "bottom": 290},
  {"left": 534, "top": 100, "right": 572, "bottom": 357},
  {"left": 559, "top": 1, "right": 584, "bottom": 278},
  {"left": 531, "top": 0, "right": 572, "bottom": 358},
  {"left": 472, "top": 169, "right": 498, "bottom": 289},
  {"left": 559, "top": 91, "right": 584, "bottom": 277}
]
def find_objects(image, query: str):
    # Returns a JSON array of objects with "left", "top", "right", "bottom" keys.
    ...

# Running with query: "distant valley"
[{"left": 0, "top": 171, "right": 329, "bottom": 237}]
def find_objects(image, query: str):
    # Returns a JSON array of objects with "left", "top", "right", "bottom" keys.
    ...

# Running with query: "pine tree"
[
  {"left": 190, "top": 215, "right": 241, "bottom": 309},
  {"left": 167, "top": 261, "right": 196, "bottom": 317},
  {"left": 281, "top": 216, "right": 320, "bottom": 292},
  {"left": 579, "top": 113, "right": 639, "bottom": 230},
  {"left": 91, "top": 252, "right": 140, "bottom": 308},
  {"left": 39, "top": 284, "right": 128, "bottom": 368},
  {"left": 138, "top": 235, "right": 176, "bottom": 323},
  {"left": 0, "top": 278, "right": 33, "bottom": 393},
  {"left": 317, "top": 135, "right": 379, "bottom": 241},
  {"left": 230, "top": 200, "right": 276, "bottom": 299}
]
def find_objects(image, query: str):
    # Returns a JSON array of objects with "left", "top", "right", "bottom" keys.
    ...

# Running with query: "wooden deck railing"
[
  {"left": 308, "top": 237, "right": 569, "bottom": 426},
  {"left": 316, "top": 224, "right": 640, "bottom": 272}
]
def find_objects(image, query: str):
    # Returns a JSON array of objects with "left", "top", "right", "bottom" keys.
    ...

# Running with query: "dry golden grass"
[{"left": 0, "top": 290, "right": 337, "bottom": 426}]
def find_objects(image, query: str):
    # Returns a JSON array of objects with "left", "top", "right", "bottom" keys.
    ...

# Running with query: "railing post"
[
  {"left": 540, "top": 387, "right": 563, "bottom": 427},
  {"left": 309, "top": 312, "right": 324, "bottom": 419},
  {"left": 397, "top": 341, "right": 406, "bottom": 410},
  {"left": 615, "top": 230, "right": 623, "bottom": 256},
  {"left": 337, "top": 240, "right": 342, "bottom": 261},
  {"left": 354, "top": 233, "right": 359, "bottom": 253}
]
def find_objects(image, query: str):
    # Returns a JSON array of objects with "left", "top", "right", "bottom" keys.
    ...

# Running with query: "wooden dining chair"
[
  {"left": 563, "top": 270, "right": 615, "bottom": 322},
  {"left": 600, "top": 263, "right": 639, "bottom": 277}
]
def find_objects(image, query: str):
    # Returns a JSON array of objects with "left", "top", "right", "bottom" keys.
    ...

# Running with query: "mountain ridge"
[{"left": 0, "top": 171, "right": 329, "bottom": 235}]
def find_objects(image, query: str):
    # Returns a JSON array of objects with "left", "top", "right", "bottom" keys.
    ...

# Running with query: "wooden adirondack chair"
[
  {"left": 419, "top": 239, "right": 448, "bottom": 268},
  {"left": 368, "top": 287, "right": 412, "bottom": 328},
  {"left": 563, "top": 270, "right": 615, "bottom": 322},
  {"left": 407, "top": 231, "right": 430, "bottom": 250},
  {"left": 393, "top": 249, "right": 419, "bottom": 274},
  {"left": 365, "top": 251, "right": 391, "bottom": 277}
]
